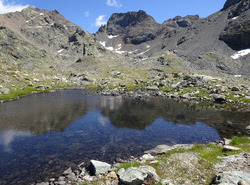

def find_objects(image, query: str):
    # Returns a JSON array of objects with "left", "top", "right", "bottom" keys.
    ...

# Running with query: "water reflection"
[
  {"left": 0, "top": 130, "right": 32, "bottom": 152},
  {"left": 0, "top": 90, "right": 249, "bottom": 184}
]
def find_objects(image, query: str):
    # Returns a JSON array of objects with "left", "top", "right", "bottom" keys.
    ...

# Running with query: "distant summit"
[{"left": 98, "top": 10, "right": 161, "bottom": 45}]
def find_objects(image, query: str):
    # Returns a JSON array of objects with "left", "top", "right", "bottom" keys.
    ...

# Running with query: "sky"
[{"left": 0, "top": 0, "right": 226, "bottom": 33}]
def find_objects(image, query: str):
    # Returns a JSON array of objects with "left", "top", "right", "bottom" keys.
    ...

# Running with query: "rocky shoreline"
[{"left": 34, "top": 137, "right": 250, "bottom": 185}]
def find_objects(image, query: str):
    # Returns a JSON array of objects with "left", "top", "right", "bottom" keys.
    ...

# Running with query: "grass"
[
  {"left": 115, "top": 161, "right": 141, "bottom": 172},
  {"left": 0, "top": 83, "right": 73, "bottom": 101},
  {"left": 231, "top": 136, "right": 250, "bottom": 152}
]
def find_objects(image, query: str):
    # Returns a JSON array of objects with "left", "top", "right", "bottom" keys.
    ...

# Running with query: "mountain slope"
[
  {"left": 95, "top": 0, "right": 250, "bottom": 77},
  {"left": 0, "top": 6, "right": 105, "bottom": 68}
]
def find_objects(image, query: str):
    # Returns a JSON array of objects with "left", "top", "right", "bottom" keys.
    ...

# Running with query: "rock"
[
  {"left": 66, "top": 173, "right": 77, "bottom": 182},
  {"left": 246, "top": 125, "right": 250, "bottom": 131},
  {"left": 80, "top": 174, "right": 94, "bottom": 182},
  {"left": 58, "top": 176, "right": 66, "bottom": 181},
  {"left": 105, "top": 171, "right": 118, "bottom": 181},
  {"left": 238, "top": 180, "right": 247, "bottom": 185},
  {"left": 54, "top": 181, "right": 66, "bottom": 185},
  {"left": 223, "top": 138, "right": 232, "bottom": 145},
  {"left": 63, "top": 167, "right": 72, "bottom": 175},
  {"left": 211, "top": 94, "right": 226, "bottom": 102},
  {"left": 118, "top": 166, "right": 159, "bottom": 185},
  {"left": 1, "top": 87, "right": 9, "bottom": 94},
  {"left": 36, "top": 183, "right": 49, "bottom": 185},
  {"left": 211, "top": 171, "right": 250, "bottom": 185},
  {"left": 145, "top": 144, "right": 193, "bottom": 155},
  {"left": 118, "top": 167, "right": 147, "bottom": 185},
  {"left": 146, "top": 86, "right": 159, "bottom": 91},
  {"left": 105, "top": 171, "right": 119, "bottom": 185},
  {"left": 223, "top": 145, "right": 241, "bottom": 151},
  {"left": 231, "top": 86, "right": 240, "bottom": 91},
  {"left": 161, "top": 179, "right": 174, "bottom": 185},
  {"left": 89, "top": 160, "right": 111, "bottom": 175},
  {"left": 140, "top": 154, "right": 155, "bottom": 161}
]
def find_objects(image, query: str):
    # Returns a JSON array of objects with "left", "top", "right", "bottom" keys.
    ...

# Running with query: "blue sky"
[{"left": 1, "top": 0, "right": 226, "bottom": 33}]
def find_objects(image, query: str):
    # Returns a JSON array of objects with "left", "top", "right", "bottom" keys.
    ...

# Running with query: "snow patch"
[
  {"left": 57, "top": 49, "right": 64, "bottom": 53},
  {"left": 36, "top": 26, "right": 43, "bottom": 28},
  {"left": 232, "top": 16, "right": 238, "bottom": 20},
  {"left": 26, "top": 16, "right": 36, "bottom": 23},
  {"left": 108, "top": 35, "right": 119, "bottom": 39},
  {"left": 146, "top": 45, "right": 150, "bottom": 48},
  {"left": 115, "top": 50, "right": 126, "bottom": 54},
  {"left": 63, "top": 25, "right": 68, "bottom": 30},
  {"left": 234, "top": 75, "right": 242, "bottom": 78},
  {"left": 40, "top": 13, "right": 44, "bottom": 16},
  {"left": 137, "top": 49, "right": 150, "bottom": 56},
  {"left": 231, "top": 48, "right": 250, "bottom": 59},
  {"left": 99, "top": 41, "right": 107, "bottom": 47}
]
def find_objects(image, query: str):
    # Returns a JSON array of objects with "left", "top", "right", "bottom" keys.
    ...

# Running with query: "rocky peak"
[
  {"left": 222, "top": 0, "right": 242, "bottom": 10},
  {"left": 106, "top": 10, "right": 160, "bottom": 36}
]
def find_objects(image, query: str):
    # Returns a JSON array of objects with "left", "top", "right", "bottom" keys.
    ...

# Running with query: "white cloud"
[
  {"left": 106, "top": 0, "right": 122, "bottom": 8},
  {"left": 95, "top": 15, "right": 107, "bottom": 27},
  {"left": 85, "top": 11, "right": 90, "bottom": 18},
  {"left": 0, "top": 0, "right": 28, "bottom": 14}
]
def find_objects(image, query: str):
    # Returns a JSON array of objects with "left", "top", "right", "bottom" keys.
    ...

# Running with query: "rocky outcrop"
[
  {"left": 222, "top": 0, "right": 243, "bottom": 10},
  {"left": 219, "top": 0, "right": 250, "bottom": 49},
  {"left": 104, "top": 10, "right": 161, "bottom": 45}
]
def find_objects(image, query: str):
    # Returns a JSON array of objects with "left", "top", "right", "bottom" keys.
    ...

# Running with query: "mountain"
[
  {"left": 0, "top": 0, "right": 250, "bottom": 100},
  {"left": 0, "top": 6, "right": 105, "bottom": 64},
  {"left": 96, "top": 0, "right": 250, "bottom": 77}
]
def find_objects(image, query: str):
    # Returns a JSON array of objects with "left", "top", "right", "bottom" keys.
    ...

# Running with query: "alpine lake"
[{"left": 0, "top": 90, "right": 249, "bottom": 184}]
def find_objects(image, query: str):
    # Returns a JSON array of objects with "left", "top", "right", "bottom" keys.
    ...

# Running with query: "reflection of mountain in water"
[
  {"left": 0, "top": 90, "right": 249, "bottom": 138},
  {"left": 101, "top": 97, "right": 250, "bottom": 138},
  {"left": 0, "top": 91, "right": 98, "bottom": 135}
]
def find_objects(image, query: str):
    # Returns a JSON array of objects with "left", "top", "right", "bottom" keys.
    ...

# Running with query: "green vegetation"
[
  {"left": 115, "top": 161, "right": 141, "bottom": 172},
  {"left": 0, "top": 83, "right": 73, "bottom": 101}
]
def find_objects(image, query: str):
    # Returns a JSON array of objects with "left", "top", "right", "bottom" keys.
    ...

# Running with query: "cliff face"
[{"left": 219, "top": 0, "right": 250, "bottom": 49}]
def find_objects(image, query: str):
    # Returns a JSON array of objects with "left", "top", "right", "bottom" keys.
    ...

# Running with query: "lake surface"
[{"left": 0, "top": 90, "right": 249, "bottom": 184}]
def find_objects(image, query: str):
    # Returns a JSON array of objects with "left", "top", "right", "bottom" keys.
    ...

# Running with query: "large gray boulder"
[
  {"left": 118, "top": 165, "right": 159, "bottom": 185},
  {"left": 211, "top": 171, "right": 250, "bottom": 185},
  {"left": 89, "top": 160, "right": 111, "bottom": 175}
]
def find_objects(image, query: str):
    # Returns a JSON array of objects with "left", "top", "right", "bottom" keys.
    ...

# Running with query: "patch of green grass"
[
  {"left": 115, "top": 161, "right": 141, "bottom": 172},
  {"left": 226, "top": 93, "right": 250, "bottom": 104},
  {"left": 190, "top": 144, "right": 223, "bottom": 164},
  {"left": 231, "top": 136, "right": 250, "bottom": 152},
  {"left": 0, "top": 83, "right": 73, "bottom": 101},
  {"left": 231, "top": 136, "right": 250, "bottom": 145}
]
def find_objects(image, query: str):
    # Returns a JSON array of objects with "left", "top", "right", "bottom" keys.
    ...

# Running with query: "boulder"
[
  {"left": 63, "top": 167, "right": 72, "bottom": 175},
  {"left": 140, "top": 154, "right": 155, "bottom": 161},
  {"left": 89, "top": 160, "right": 111, "bottom": 175},
  {"left": 211, "top": 171, "right": 250, "bottom": 185},
  {"left": 231, "top": 86, "right": 240, "bottom": 91},
  {"left": 223, "top": 138, "right": 232, "bottom": 145},
  {"left": 211, "top": 94, "right": 226, "bottom": 102},
  {"left": 223, "top": 145, "right": 241, "bottom": 151},
  {"left": 118, "top": 166, "right": 159, "bottom": 185},
  {"left": 105, "top": 171, "right": 119, "bottom": 185}
]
